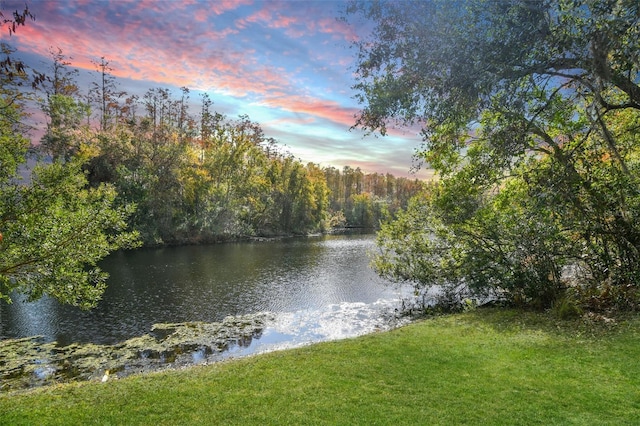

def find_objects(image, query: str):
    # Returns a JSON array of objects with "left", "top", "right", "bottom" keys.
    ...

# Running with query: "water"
[{"left": 0, "top": 234, "right": 412, "bottom": 351}]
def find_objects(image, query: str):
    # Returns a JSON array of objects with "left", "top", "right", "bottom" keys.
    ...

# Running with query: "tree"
[
  {"left": 0, "top": 44, "right": 31, "bottom": 181},
  {"left": 305, "top": 162, "right": 330, "bottom": 230},
  {"left": 0, "top": 5, "right": 42, "bottom": 90},
  {"left": 40, "top": 94, "right": 90, "bottom": 161},
  {"left": 90, "top": 57, "right": 125, "bottom": 131},
  {"left": 39, "top": 48, "right": 90, "bottom": 161},
  {"left": 0, "top": 71, "right": 139, "bottom": 307},
  {"left": 0, "top": 17, "right": 139, "bottom": 307},
  {"left": 200, "top": 120, "right": 269, "bottom": 237},
  {"left": 41, "top": 47, "right": 80, "bottom": 98},
  {"left": 108, "top": 87, "right": 192, "bottom": 244},
  {"left": 348, "top": 0, "right": 640, "bottom": 309},
  {"left": 0, "top": 160, "right": 140, "bottom": 308},
  {"left": 0, "top": 5, "right": 35, "bottom": 36}
]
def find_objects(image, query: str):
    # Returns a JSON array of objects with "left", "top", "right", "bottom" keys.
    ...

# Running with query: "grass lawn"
[{"left": 1, "top": 308, "right": 639, "bottom": 425}]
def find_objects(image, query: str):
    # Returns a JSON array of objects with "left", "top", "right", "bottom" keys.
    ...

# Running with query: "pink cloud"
[
  {"left": 0, "top": 0, "right": 427, "bottom": 177},
  {"left": 242, "top": 6, "right": 272, "bottom": 24},
  {"left": 235, "top": 2, "right": 356, "bottom": 42},
  {"left": 210, "top": 0, "right": 252, "bottom": 15},
  {"left": 8, "top": 1, "right": 363, "bottom": 131},
  {"left": 271, "top": 14, "right": 298, "bottom": 29},
  {"left": 317, "top": 17, "right": 358, "bottom": 42},
  {"left": 258, "top": 95, "right": 359, "bottom": 129}
]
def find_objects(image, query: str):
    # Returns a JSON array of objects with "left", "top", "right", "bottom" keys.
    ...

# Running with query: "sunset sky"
[{"left": 1, "top": 0, "right": 429, "bottom": 178}]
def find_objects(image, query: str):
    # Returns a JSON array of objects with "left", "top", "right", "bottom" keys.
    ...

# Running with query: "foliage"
[
  {"left": 0, "top": 5, "right": 35, "bottom": 36},
  {"left": 0, "top": 47, "right": 29, "bottom": 184},
  {"left": 84, "top": 100, "right": 337, "bottom": 244},
  {"left": 324, "top": 165, "right": 423, "bottom": 228},
  {"left": 350, "top": 0, "right": 640, "bottom": 310},
  {"left": 1, "top": 5, "right": 427, "bottom": 308},
  {"left": 0, "top": 42, "right": 139, "bottom": 308},
  {"left": 0, "top": 160, "right": 140, "bottom": 308},
  {"left": 67, "top": 63, "right": 422, "bottom": 244},
  {"left": 40, "top": 94, "right": 90, "bottom": 161}
]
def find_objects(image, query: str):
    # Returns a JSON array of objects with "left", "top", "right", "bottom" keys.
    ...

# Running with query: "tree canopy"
[
  {"left": 0, "top": 45, "right": 139, "bottom": 308},
  {"left": 347, "top": 0, "right": 640, "bottom": 311},
  {"left": 0, "top": 24, "right": 424, "bottom": 307}
]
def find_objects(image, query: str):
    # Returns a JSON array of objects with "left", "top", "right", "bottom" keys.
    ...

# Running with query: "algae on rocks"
[{"left": 0, "top": 313, "right": 273, "bottom": 392}]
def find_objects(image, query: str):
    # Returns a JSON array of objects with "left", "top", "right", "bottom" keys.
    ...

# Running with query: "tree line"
[
  {"left": 0, "top": 25, "right": 423, "bottom": 307},
  {"left": 36, "top": 49, "right": 422, "bottom": 244}
]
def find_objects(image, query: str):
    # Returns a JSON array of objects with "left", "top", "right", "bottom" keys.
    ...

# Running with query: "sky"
[{"left": 1, "top": 0, "right": 430, "bottom": 179}]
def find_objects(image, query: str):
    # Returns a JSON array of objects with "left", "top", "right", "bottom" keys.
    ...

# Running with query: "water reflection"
[
  {"left": 0, "top": 234, "right": 410, "bottom": 347},
  {"left": 0, "top": 294, "right": 61, "bottom": 340}
]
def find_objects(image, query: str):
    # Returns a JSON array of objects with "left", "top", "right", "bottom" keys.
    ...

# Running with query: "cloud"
[
  {"left": 6, "top": 1, "right": 358, "bottom": 124},
  {"left": 0, "top": 0, "right": 427, "bottom": 177},
  {"left": 234, "top": 1, "right": 356, "bottom": 41}
]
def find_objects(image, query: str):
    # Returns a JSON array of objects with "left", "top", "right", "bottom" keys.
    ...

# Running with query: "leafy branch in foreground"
[
  {"left": 0, "top": 38, "right": 139, "bottom": 308},
  {"left": 0, "top": 158, "right": 140, "bottom": 309}
]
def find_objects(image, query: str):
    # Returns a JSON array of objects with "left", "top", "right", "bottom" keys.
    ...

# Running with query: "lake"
[{"left": 0, "top": 234, "right": 413, "bottom": 359}]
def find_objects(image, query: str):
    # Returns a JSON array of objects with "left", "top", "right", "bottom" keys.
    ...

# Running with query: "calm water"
[{"left": 0, "top": 234, "right": 411, "bottom": 351}]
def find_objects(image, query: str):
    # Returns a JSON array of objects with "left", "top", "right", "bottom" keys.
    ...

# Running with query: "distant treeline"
[
  {"left": 324, "top": 166, "right": 424, "bottom": 230},
  {"left": 33, "top": 50, "right": 423, "bottom": 246}
]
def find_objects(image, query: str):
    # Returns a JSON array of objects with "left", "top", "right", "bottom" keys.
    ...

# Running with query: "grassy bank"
[{"left": 2, "top": 308, "right": 639, "bottom": 425}]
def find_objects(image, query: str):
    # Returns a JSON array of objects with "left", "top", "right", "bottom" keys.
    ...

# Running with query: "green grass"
[{"left": 2, "top": 308, "right": 640, "bottom": 425}]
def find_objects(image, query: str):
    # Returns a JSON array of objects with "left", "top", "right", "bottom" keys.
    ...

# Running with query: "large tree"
[
  {"left": 348, "top": 0, "right": 640, "bottom": 309},
  {"left": 0, "top": 31, "right": 139, "bottom": 308}
]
